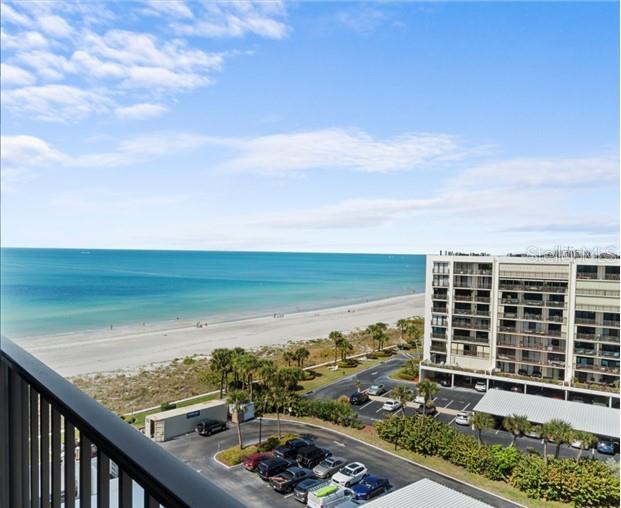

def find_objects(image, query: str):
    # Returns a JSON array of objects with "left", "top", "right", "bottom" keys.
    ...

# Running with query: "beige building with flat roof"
[{"left": 421, "top": 255, "right": 620, "bottom": 407}]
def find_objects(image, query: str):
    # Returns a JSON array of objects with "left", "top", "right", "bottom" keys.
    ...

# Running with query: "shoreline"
[{"left": 19, "top": 293, "right": 425, "bottom": 378}]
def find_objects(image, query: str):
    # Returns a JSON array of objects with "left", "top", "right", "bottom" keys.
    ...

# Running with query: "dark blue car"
[
  {"left": 293, "top": 479, "right": 327, "bottom": 504},
  {"left": 350, "top": 475, "right": 390, "bottom": 500},
  {"left": 596, "top": 441, "right": 616, "bottom": 455}
]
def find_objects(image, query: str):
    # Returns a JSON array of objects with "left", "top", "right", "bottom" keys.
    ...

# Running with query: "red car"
[{"left": 243, "top": 451, "right": 273, "bottom": 471}]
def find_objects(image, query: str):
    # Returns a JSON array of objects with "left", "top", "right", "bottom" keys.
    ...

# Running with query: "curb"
[{"left": 262, "top": 417, "right": 526, "bottom": 508}]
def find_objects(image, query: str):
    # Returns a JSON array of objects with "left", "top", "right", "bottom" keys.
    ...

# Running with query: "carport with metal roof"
[{"left": 473, "top": 389, "right": 620, "bottom": 439}]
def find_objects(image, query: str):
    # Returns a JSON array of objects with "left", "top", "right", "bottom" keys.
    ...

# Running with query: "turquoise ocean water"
[{"left": 0, "top": 249, "right": 425, "bottom": 339}]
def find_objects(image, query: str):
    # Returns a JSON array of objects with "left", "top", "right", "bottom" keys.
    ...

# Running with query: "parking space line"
[
  {"left": 376, "top": 406, "right": 385, "bottom": 413},
  {"left": 444, "top": 400, "right": 454, "bottom": 408},
  {"left": 359, "top": 400, "right": 373, "bottom": 410},
  {"left": 462, "top": 403, "right": 471, "bottom": 411},
  {"left": 448, "top": 416, "right": 457, "bottom": 425},
  {"left": 283, "top": 493, "right": 294, "bottom": 499}
]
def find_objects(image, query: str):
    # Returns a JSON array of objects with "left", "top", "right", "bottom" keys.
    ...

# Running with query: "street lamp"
[{"left": 258, "top": 415, "right": 263, "bottom": 445}]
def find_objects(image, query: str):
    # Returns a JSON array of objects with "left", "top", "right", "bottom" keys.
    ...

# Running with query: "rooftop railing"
[{"left": 0, "top": 336, "right": 243, "bottom": 508}]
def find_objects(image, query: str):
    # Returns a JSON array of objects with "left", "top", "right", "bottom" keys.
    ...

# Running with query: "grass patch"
[
  {"left": 263, "top": 415, "right": 569, "bottom": 508},
  {"left": 215, "top": 433, "right": 298, "bottom": 467},
  {"left": 391, "top": 367, "right": 418, "bottom": 382}
]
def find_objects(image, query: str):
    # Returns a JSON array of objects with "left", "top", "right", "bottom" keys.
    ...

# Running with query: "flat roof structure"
[
  {"left": 473, "top": 389, "right": 620, "bottom": 439},
  {"left": 362, "top": 478, "right": 493, "bottom": 508}
]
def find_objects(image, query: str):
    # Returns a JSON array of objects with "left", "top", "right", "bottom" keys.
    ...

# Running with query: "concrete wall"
[{"left": 146, "top": 401, "right": 227, "bottom": 442}]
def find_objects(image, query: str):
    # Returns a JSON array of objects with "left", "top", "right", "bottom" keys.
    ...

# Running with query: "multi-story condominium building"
[{"left": 421, "top": 255, "right": 620, "bottom": 408}]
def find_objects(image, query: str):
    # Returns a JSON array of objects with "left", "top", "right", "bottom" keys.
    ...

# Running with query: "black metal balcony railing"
[{"left": 1, "top": 336, "right": 243, "bottom": 508}]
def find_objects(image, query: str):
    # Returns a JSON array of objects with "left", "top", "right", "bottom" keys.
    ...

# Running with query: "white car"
[
  {"left": 474, "top": 381, "right": 487, "bottom": 392},
  {"left": 455, "top": 411, "right": 471, "bottom": 426},
  {"left": 414, "top": 395, "right": 425, "bottom": 406},
  {"left": 382, "top": 400, "right": 401, "bottom": 412},
  {"left": 332, "top": 462, "right": 368, "bottom": 487}
]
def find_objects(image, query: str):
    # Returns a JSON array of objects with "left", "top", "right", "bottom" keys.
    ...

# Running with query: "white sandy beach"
[{"left": 18, "top": 294, "right": 425, "bottom": 377}]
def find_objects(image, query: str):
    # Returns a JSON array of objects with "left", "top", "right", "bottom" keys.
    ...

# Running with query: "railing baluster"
[
  {"left": 21, "top": 377, "right": 30, "bottom": 505},
  {"left": 97, "top": 450, "right": 110, "bottom": 508},
  {"left": 80, "top": 434, "right": 92, "bottom": 508},
  {"left": 30, "top": 387, "right": 40, "bottom": 508},
  {"left": 0, "top": 360, "right": 9, "bottom": 508},
  {"left": 65, "top": 420, "right": 77, "bottom": 508},
  {"left": 9, "top": 368, "right": 23, "bottom": 507},
  {"left": 144, "top": 493, "right": 159, "bottom": 508},
  {"left": 51, "top": 408, "right": 61, "bottom": 507},
  {"left": 41, "top": 397, "right": 51, "bottom": 508},
  {"left": 119, "top": 470, "right": 133, "bottom": 507}
]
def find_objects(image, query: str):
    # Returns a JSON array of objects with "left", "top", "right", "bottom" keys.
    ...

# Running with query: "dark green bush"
[
  {"left": 486, "top": 445, "right": 520, "bottom": 480},
  {"left": 160, "top": 402, "right": 176, "bottom": 411}
]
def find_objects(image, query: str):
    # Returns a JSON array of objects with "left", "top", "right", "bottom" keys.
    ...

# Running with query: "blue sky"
[{"left": 1, "top": 1, "right": 618, "bottom": 254}]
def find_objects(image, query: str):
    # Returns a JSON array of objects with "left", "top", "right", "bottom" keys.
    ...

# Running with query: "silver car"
[{"left": 312, "top": 456, "right": 347, "bottom": 479}]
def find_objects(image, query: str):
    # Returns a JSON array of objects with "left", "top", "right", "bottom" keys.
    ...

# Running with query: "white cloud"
[
  {"left": 211, "top": 128, "right": 471, "bottom": 174},
  {"left": 1, "top": 2, "right": 31, "bottom": 26},
  {"left": 143, "top": 0, "right": 194, "bottom": 19},
  {"left": 0, "top": 30, "right": 48, "bottom": 49},
  {"left": 171, "top": 1, "right": 289, "bottom": 39},
  {"left": 0, "top": 63, "right": 36, "bottom": 86},
  {"left": 455, "top": 156, "right": 619, "bottom": 188},
  {"left": 1, "top": 134, "right": 69, "bottom": 169},
  {"left": 114, "top": 102, "right": 167, "bottom": 119},
  {"left": 1, "top": 85, "right": 111, "bottom": 122},
  {"left": 37, "top": 14, "right": 72, "bottom": 38}
]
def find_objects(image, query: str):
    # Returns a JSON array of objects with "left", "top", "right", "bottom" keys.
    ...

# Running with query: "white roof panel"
[
  {"left": 473, "top": 389, "right": 619, "bottom": 439},
  {"left": 362, "top": 479, "right": 493, "bottom": 508}
]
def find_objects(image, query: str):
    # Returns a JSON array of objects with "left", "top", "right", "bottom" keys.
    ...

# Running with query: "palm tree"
[
  {"left": 416, "top": 379, "right": 439, "bottom": 416},
  {"left": 391, "top": 385, "right": 413, "bottom": 411},
  {"left": 542, "top": 419, "right": 574, "bottom": 462},
  {"left": 396, "top": 318, "right": 409, "bottom": 343},
  {"left": 230, "top": 347, "right": 246, "bottom": 387},
  {"left": 572, "top": 430, "right": 597, "bottom": 460},
  {"left": 210, "top": 348, "right": 232, "bottom": 399},
  {"left": 294, "top": 347, "right": 310, "bottom": 368},
  {"left": 366, "top": 322, "right": 388, "bottom": 351},
  {"left": 502, "top": 414, "right": 531, "bottom": 446},
  {"left": 405, "top": 321, "right": 422, "bottom": 357},
  {"left": 329, "top": 331, "right": 344, "bottom": 365},
  {"left": 227, "top": 390, "right": 249, "bottom": 449},
  {"left": 471, "top": 412, "right": 494, "bottom": 444},
  {"left": 282, "top": 350, "right": 294, "bottom": 367},
  {"left": 339, "top": 339, "right": 354, "bottom": 361}
]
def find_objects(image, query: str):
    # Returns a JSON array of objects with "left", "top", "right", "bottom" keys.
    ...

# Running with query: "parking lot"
[
  {"left": 310, "top": 354, "right": 619, "bottom": 461},
  {"left": 160, "top": 419, "right": 520, "bottom": 508}
]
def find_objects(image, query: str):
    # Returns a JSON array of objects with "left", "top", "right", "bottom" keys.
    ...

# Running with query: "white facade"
[
  {"left": 145, "top": 400, "right": 228, "bottom": 442},
  {"left": 421, "top": 255, "right": 620, "bottom": 404}
]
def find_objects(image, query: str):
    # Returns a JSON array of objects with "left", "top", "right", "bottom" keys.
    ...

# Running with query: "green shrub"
[
  {"left": 337, "top": 359, "right": 358, "bottom": 368},
  {"left": 486, "top": 445, "right": 520, "bottom": 480},
  {"left": 160, "top": 402, "right": 176, "bottom": 411},
  {"left": 510, "top": 453, "right": 548, "bottom": 499}
]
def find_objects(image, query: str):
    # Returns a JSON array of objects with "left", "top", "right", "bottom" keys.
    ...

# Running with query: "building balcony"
[
  {"left": 452, "top": 335, "right": 489, "bottom": 344},
  {"left": 604, "top": 273, "right": 620, "bottom": 281},
  {"left": 575, "top": 332, "right": 620, "bottom": 343},
  {"left": 432, "top": 293, "right": 448, "bottom": 301},
  {"left": 432, "top": 306, "right": 448, "bottom": 314},
  {"left": 431, "top": 345, "right": 447, "bottom": 353},
  {"left": 0, "top": 337, "right": 242, "bottom": 508},
  {"left": 574, "top": 363, "right": 621, "bottom": 375},
  {"left": 452, "top": 321, "right": 490, "bottom": 331},
  {"left": 575, "top": 317, "right": 597, "bottom": 325},
  {"left": 576, "top": 273, "right": 598, "bottom": 280},
  {"left": 496, "top": 340, "right": 565, "bottom": 353},
  {"left": 603, "top": 319, "right": 620, "bottom": 328},
  {"left": 431, "top": 332, "right": 447, "bottom": 339}
]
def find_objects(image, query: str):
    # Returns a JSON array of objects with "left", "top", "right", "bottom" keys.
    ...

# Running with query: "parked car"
[
  {"left": 510, "top": 385, "right": 521, "bottom": 392},
  {"left": 571, "top": 439, "right": 587, "bottom": 450},
  {"left": 349, "top": 392, "right": 370, "bottom": 405},
  {"left": 596, "top": 441, "right": 616, "bottom": 455},
  {"left": 382, "top": 399, "right": 401, "bottom": 412},
  {"left": 524, "top": 427, "right": 542, "bottom": 439},
  {"left": 474, "top": 381, "right": 487, "bottom": 392},
  {"left": 313, "top": 456, "right": 347, "bottom": 479},
  {"left": 195, "top": 418, "right": 226, "bottom": 436},
  {"left": 350, "top": 475, "right": 391, "bottom": 500},
  {"left": 440, "top": 378, "right": 450, "bottom": 387},
  {"left": 293, "top": 479, "right": 328, "bottom": 504},
  {"left": 331, "top": 462, "right": 368, "bottom": 487},
  {"left": 256, "top": 457, "right": 294, "bottom": 481},
  {"left": 307, "top": 484, "right": 353, "bottom": 508},
  {"left": 297, "top": 445, "right": 332, "bottom": 468},
  {"left": 243, "top": 451, "right": 273, "bottom": 471},
  {"left": 273, "top": 438, "right": 313, "bottom": 459},
  {"left": 269, "top": 466, "right": 315, "bottom": 493},
  {"left": 455, "top": 411, "right": 471, "bottom": 426},
  {"left": 413, "top": 395, "right": 425, "bottom": 406},
  {"left": 367, "top": 384, "right": 386, "bottom": 396}
]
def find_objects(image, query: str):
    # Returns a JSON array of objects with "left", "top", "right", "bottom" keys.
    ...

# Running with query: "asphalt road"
[
  {"left": 308, "top": 354, "right": 620, "bottom": 462},
  {"left": 161, "top": 419, "right": 521, "bottom": 508}
]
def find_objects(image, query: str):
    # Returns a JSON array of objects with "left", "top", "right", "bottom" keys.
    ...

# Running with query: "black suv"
[
  {"left": 349, "top": 392, "right": 369, "bottom": 405},
  {"left": 273, "top": 438, "right": 312, "bottom": 459},
  {"left": 195, "top": 419, "right": 226, "bottom": 436},
  {"left": 296, "top": 445, "right": 331, "bottom": 468},
  {"left": 256, "top": 458, "right": 294, "bottom": 481}
]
